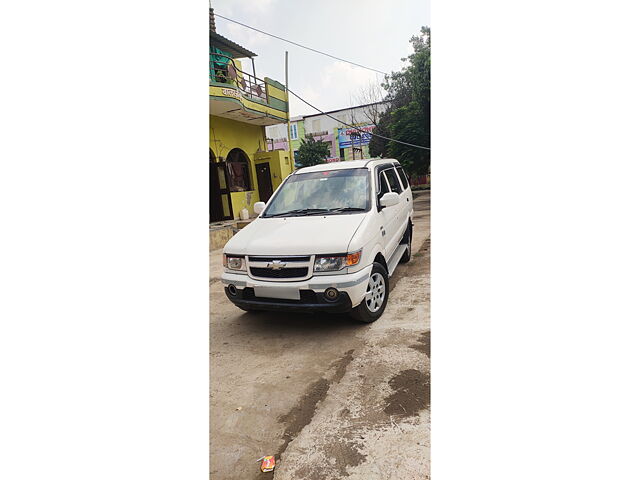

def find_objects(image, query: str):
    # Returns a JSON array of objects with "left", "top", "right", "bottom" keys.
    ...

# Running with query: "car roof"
[{"left": 293, "top": 158, "right": 399, "bottom": 174}]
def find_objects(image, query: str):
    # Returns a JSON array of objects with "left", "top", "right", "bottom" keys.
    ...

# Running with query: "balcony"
[{"left": 210, "top": 52, "right": 289, "bottom": 126}]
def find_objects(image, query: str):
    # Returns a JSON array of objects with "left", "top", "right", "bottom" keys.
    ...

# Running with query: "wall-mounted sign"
[
  {"left": 337, "top": 124, "right": 375, "bottom": 148},
  {"left": 221, "top": 88, "right": 242, "bottom": 99}
]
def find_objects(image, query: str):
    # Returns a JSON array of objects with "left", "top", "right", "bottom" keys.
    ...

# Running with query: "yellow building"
[{"left": 209, "top": 9, "right": 292, "bottom": 223}]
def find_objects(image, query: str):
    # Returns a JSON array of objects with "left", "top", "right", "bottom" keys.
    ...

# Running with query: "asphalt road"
[{"left": 210, "top": 191, "right": 430, "bottom": 480}]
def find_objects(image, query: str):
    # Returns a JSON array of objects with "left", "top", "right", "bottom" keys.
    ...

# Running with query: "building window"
[
  {"left": 290, "top": 124, "right": 298, "bottom": 140},
  {"left": 226, "top": 148, "right": 251, "bottom": 192},
  {"left": 312, "top": 119, "right": 320, "bottom": 133}
]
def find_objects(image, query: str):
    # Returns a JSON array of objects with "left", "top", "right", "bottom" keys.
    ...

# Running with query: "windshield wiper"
[
  {"left": 326, "top": 207, "right": 367, "bottom": 213},
  {"left": 265, "top": 208, "right": 330, "bottom": 218}
]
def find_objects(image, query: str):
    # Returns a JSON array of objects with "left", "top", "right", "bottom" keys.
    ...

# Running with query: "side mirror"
[
  {"left": 254, "top": 202, "right": 266, "bottom": 215},
  {"left": 380, "top": 192, "right": 400, "bottom": 208}
]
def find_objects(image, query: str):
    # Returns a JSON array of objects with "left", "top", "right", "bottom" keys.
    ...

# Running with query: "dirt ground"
[{"left": 210, "top": 191, "right": 430, "bottom": 480}]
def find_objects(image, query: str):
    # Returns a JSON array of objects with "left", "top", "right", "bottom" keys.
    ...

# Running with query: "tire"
[
  {"left": 399, "top": 223, "right": 412, "bottom": 264},
  {"left": 350, "top": 262, "right": 389, "bottom": 323}
]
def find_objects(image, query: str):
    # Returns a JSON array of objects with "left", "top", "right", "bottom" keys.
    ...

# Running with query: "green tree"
[
  {"left": 368, "top": 109, "right": 392, "bottom": 158},
  {"left": 371, "top": 26, "right": 430, "bottom": 178},
  {"left": 297, "top": 135, "right": 331, "bottom": 167}
]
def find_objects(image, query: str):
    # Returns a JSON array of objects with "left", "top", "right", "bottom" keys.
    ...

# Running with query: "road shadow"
[
  {"left": 210, "top": 308, "right": 369, "bottom": 363},
  {"left": 227, "top": 309, "right": 368, "bottom": 333}
]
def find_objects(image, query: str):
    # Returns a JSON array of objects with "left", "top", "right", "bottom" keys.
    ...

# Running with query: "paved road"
[{"left": 210, "top": 191, "right": 430, "bottom": 480}]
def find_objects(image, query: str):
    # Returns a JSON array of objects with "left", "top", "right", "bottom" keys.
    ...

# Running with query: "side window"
[
  {"left": 395, "top": 165, "right": 410, "bottom": 190},
  {"left": 378, "top": 170, "right": 390, "bottom": 198},
  {"left": 384, "top": 169, "right": 403, "bottom": 194}
]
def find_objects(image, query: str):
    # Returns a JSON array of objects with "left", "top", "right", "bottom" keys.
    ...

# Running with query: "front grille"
[{"left": 250, "top": 267, "right": 308, "bottom": 279}]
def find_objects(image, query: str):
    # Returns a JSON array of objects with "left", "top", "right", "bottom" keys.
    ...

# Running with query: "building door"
[
  {"left": 210, "top": 156, "right": 233, "bottom": 223},
  {"left": 256, "top": 162, "right": 274, "bottom": 203}
]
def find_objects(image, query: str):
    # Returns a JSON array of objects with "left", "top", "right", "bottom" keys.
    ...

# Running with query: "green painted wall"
[{"left": 291, "top": 120, "right": 305, "bottom": 155}]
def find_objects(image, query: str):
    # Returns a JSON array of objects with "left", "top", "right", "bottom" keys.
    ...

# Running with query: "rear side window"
[
  {"left": 383, "top": 168, "right": 403, "bottom": 194},
  {"left": 395, "top": 165, "right": 410, "bottom": 189}
]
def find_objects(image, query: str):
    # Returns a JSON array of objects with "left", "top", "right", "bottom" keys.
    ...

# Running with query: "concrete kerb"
[{"left": 210, "top": 219, "right": 255, "bottom": 251}]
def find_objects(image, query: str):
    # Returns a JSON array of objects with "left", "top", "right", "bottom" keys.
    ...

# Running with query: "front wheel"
[{"left": 350, "top": 262, "right": 389, "bottom": 323}]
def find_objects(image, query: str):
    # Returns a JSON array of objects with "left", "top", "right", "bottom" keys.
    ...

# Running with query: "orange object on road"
[{"left": 260, "top": 455, "right": 276, "bottom": 472}]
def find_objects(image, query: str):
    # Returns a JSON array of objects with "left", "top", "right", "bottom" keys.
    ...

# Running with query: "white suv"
[{"left": 221, "top": 159, "right": 413, "bottom": 322}]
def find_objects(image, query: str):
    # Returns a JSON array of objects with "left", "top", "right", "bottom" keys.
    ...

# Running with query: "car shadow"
[{"left": 230, "top": 309, "right": 368, "bottom": 336}]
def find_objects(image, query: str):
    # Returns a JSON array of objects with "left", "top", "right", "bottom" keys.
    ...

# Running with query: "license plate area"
[{"left": 253, "top": 286, "right": 301, "bottom": 301}]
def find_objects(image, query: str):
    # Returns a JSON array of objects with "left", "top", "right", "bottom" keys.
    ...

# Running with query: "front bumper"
[
  {"left": 221, "top": 266, "right": 372, "bottom": 313},
  {"left": 224, "top": 287, "right": 353, "bottom": 313}
]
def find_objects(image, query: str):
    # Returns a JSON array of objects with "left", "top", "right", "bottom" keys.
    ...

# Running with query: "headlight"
[
  {"left": 223, "top": 254, "right": 246, "bottom": 271},
  {"left": 314, "top": 250, "right": 362, "bottom": 272}
]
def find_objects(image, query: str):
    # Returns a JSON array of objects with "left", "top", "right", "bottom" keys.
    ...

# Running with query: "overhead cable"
[
  {"left": 287, "top": 88, "right": 430, "bottom": 151},
  {"left": 214, "top": 13, "right": 389, "bottom": 76}
]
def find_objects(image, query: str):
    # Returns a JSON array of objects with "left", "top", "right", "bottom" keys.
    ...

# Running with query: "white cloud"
[
  {"left": 225, "top": 22, "right": 270, "bottom": 51},
  {"left": 321, "top": 62, "right": 379, "bottom": 106},
  {"left": 289, "top": 86, "right": 322, "bottom": 117},
  {"left": 214, "top": 0, "right": 280, "bottom": 52},
  {"left": 287, "top": 61, "right": 386, "bottom": 116},
  {"left": 211, "top": 0, "right": 430, "bottom": 119},
  {"left": 215, "top": 0, "right": 280, "bottom": 16},
  {"left": 246, "top": 0, "right": 279, "bottom": 14}
]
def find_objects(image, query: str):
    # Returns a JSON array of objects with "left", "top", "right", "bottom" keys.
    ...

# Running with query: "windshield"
[{"left": 262, "top": 168, "right": 371, "bottom": 217}]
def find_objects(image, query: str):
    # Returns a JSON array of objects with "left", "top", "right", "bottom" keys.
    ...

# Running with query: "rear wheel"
[{"left": 350, "top": 262, "right": 389, "bottom": 323}]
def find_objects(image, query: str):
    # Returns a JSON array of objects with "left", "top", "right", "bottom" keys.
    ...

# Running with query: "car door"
[
  {"left": 380, "top": 167, "right": 404, "bottom": 256},
  {"left": 376, "top": 168, "right": 395, "bottom": 258},
  {"left": 393, "top": 164, "right": 412, "bottom": 230}
]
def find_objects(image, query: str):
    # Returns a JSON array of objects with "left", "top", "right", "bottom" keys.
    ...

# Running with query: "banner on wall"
[{"left": 337, "top": 124, "right": 375, "bottom": 148}]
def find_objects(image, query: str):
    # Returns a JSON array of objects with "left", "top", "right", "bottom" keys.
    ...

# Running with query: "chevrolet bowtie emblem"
[{"left": 266, "top": 260, "right": 287, "bottom": 270}]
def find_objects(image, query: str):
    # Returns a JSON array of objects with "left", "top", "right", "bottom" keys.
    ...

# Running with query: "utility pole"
[{"left": 285, "top": 51, "right": 294, "bottom": 173}]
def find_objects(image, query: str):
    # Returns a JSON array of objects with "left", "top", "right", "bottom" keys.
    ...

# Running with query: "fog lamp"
[{"left": 324, "top": 287, "right": 339, "bottom": 302}]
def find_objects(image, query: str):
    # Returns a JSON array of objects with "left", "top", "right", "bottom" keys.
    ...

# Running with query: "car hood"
[{"left": 224, "top": 214, "right": 367, "bottom": 256}]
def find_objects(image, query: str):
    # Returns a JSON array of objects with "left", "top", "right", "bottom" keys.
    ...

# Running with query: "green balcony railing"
[{"left": 210, "top": 51, "right": 268, "bottom": 103}]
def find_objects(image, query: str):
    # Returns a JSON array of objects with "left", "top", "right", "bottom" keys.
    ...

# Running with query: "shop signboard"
[{"left": 337, "top": 124, "right": 375, "bottom": 148}]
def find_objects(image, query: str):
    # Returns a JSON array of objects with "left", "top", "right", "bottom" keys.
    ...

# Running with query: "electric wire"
[
  {"left": 212, "top": 13, "right": 427, "bottom": 150},
  {"left": 287, "top": 88, "right": 430, "bottom": 151},
  {"left": 213, "top": 13, "right": 389, "bottom": 76}
]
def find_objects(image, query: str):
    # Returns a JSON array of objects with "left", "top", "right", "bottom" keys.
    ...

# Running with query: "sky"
[{"left": 213, "top": 0, "right": 430, "bottom": 117}]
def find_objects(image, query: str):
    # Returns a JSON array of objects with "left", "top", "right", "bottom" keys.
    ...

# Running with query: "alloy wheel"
[{"left": 365, "top": 272, "right": 386, "bottom": 313}]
